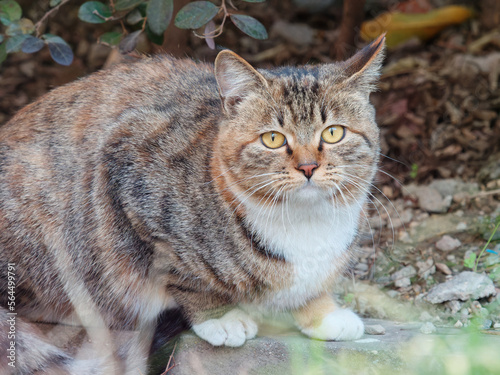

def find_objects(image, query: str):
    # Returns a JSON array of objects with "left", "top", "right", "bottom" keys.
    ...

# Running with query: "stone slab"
[{"left": 153, "top": 319, "right": 419, "bottom": 375}]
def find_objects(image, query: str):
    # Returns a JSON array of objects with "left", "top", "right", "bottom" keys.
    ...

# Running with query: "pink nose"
[{"left": 297, "top": 163, "right": 318, "bottom": 179}]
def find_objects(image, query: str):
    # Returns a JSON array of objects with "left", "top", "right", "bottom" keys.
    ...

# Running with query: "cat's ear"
[
  {"left": 214, "top": 50, "right": 268, "bottom": 113},
  {"left": 342, "top": 33, "right": 386, "bottom": 93}
]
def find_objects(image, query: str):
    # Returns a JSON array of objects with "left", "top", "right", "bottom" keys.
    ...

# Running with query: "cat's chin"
[{"left": 291, "top": 182, "right": 329, "bottom": 202}]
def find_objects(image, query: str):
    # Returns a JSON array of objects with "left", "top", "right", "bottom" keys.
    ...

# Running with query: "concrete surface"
[{"left": 151, "top": 319, "right": 420, "bottom": 375}]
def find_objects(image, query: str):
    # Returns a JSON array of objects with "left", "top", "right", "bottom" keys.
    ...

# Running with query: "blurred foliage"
[
  {"left": 254, "top": 327, "right": 500, "bottom": 375},
  {"left": 0, "top": 0, "right": 73, "bottom": 65},
  {"left": 0, "top": 0, "right": 268, "bottom": 65}
]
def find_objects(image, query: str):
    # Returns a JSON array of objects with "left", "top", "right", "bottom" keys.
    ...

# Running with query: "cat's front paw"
[
  {"left": 300, "top": 309, "right": 364, "bottom": 341},
  {"left": 192, "top": 308, "right": 258, "bottom": 347}
]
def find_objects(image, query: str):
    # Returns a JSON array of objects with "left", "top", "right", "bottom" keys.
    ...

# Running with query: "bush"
[{"left": 0, "top": 0, "right": 267, "bottom": 65}]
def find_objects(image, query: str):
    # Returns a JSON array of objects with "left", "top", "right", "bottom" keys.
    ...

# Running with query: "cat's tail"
[{"left": 0, "top": 307, "right": 150, "bottom": 375}]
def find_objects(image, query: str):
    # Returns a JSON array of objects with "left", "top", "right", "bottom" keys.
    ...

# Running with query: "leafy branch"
[
  {"left": 180, "top": 0, "right": 268, "bottom": 47},
  {"left": 0, "top": 0, "right": 268, "bottom": 66},
  {"left": 0, "top": 0, "right": 74, "bottom": 65}
]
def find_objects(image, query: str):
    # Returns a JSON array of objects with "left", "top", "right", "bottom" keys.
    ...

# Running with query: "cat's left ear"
[
  {"left": 215, "top": 50, "right": 268, "bottom": 113},
  {"left": 342, "top": 33, "right": 386, "bottom": 93}
]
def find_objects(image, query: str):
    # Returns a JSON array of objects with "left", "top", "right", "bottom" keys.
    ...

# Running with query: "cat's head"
[{"left": 213, "top": 35, "right": 385, "bottom": 208}]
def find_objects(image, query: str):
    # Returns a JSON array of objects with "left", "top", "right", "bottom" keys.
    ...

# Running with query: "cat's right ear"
[{"left": 214, "top": 50, "right": 268, "bottom": 113}]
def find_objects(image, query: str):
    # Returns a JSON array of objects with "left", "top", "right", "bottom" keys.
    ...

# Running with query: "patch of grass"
[
  {"left": 281, "top": 331, "right": 500, "bottom": 375},
  {"left": 410, "top": 163, "right": 419, "bottom": 179},
  {"left": 343, "top": 293, "right": 355, "bottom": 304},
  {"left": 464, "top": 215, "right": 500, "bottom": 272}
]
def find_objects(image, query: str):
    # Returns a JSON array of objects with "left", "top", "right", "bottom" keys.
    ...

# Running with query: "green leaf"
[
  {"left": 99, "top": 31, "right": 122, "bottom": 46},
  {"left": 145, "top": 24, "right": 164, "bottom": 45},
  {"left": 50, "top": 0, "right": 62, "bottom": 6},
  {"left": 0, "top": 0, "right": 22, "bottom": 26},
  {"left": 5, "top": 18, "right": 34, "bottom": 36},
  {"left": 0, "top": 42, "right": 7, "bottom": 64},
  {"left": 146, "top": 0, "right": 173, "bottom": 35},
  {"left": 410, "top": 163, "right": 419, "bottom": 179},
  {"left": 0, "top": 35, "right": 4, "bottom": 43},
  {"left": 126, "top": 8, "right": 143, "bottom": 25},
  {"left": 5, "top": 33, "right": 28, "bottom": 52},
  {"left": 344, "top": 293, "right": 354, "bottom": 303},
  {"left": 114, "top": 0, "right": 144, "bottom": 11},
  {"left": 78, "top": 1, "right": 112, "bottom": 24},
  {"left": 230, "top": 14, "right": 267, "bottom": 39},
  {"left": 21, "top": 35, "right": 44, "bottom": 53},
  {"left": 43, "top": 34, "right": 73, "bottom": 66},
  {"left": 464, "top": 253, "right": 477, "bottom": 269},
  {"left": 174, "top": 1, "right": 218, "bottom": 30},
  {"left": 136, "top": 2, "right": 147, "bottom": 15}
]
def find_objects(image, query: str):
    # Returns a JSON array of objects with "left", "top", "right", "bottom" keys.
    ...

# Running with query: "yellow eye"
[
  {"left": 321, "top": 125, "right": 345, "bottom": 144},
  {"left": 261, "top": 131, "right": 286, "bottom": 149}
]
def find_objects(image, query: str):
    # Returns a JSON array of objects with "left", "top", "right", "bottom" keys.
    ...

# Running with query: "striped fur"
[{"left": 0, "top": 35, "right": 385, "bottom": 373}]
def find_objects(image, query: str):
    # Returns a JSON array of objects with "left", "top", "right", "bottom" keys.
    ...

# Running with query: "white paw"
[
  {"left": 300, "top": 309, "right": 364, "bottom": 341},
  {"left": 192, "top": 308, "right": 258, "bottom": 347}
]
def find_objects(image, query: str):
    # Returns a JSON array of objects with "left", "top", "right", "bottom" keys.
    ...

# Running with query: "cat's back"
[
  {"left": 0, "top": 55, "right": 222, "bottom": 201},
  {"left": 0, "top": 55, "right": 220, "bottom": 143},
  {"left": 0, "top": 55, "right": 221, "bottom": 262}
]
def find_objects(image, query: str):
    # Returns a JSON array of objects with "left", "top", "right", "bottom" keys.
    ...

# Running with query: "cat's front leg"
[
  {"left": 293, "top": 293, "right": 364, "bottom": 341},
  {"left": 171, "top": 289, "right": 258, "bottom": 347},
  {"left": 192, "top": 307, "right": 258, "bottom": 347}
]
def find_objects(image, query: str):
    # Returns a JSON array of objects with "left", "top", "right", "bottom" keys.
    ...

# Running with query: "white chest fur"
[{"left": 243, "top": 191, "right": 364, "bottom": 310}]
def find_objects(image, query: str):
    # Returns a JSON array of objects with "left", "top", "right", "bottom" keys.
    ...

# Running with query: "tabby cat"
[{"left": 0, "top": 34, "right": 385, "bottom": 374}]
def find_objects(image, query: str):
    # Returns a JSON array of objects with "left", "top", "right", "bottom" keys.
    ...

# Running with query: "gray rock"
[
  {"left": 416, "top": 259, "right": 435, "bottom": 279},
  {"left": 420, "top": 322, "right": 437, "bottom": 334},
  {"left": 454, "top": 320, "right": 463, "bottom": 328},
  {"left": 391, "top": 208, "right": 414, "bottom": 229},
  {"left": 435, "top": 262, "right": 452, "bottom": 275},
  {"left": 428, "top": 179, "right": 457, "bottom": 197},
  {"left": 419, "top": 311, "right": 433, "bottom": 322},
  {"left": 444, "top": 300, "right": 463, "bottom": 315},
  {"left": 365, "top": 324, "right": 386, "bottom": 335},
  {"left": 478, "top": 152, "right": 500, "bottom": 183},
  {"left": 429, "top": 179, "right": 480, "bottom": 197},
  {"left": 425, "top": 271, "right": 497, "bottom": 304},
  {"left": 271, "top": 21, "right": 315, "bottom": 47},
  {"left": 436, "top": 235, "right": 462, "bottom": 251},
  {"left": 405, "top": 185, "right": 451, "bottom": 213},
  {"left": 391, "top": 266, "right": 417, "bottom": 288},
  {"left": 396, "top": 277, "right": 411, "bottom": 288},
  {"left": 470, "top": 300, "right": 482, "bottom": 313},
  {"left": 355, "top": 262, "right": 369, "bottom": 272},
  {"left": 483, "top": 319, "right": 493, "bottom": 329},
  {"left": 405, "top": 213, "right": 477, "bottom": 246}
]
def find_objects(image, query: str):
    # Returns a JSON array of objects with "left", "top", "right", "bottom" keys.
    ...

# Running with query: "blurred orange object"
[{"left": 361, "top": 5, "right": 473, "bottom": 47}]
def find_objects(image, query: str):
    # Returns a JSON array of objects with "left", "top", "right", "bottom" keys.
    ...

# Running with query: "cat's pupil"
[
  {"left": 271, "top": 132, "right": 276, "bottom": 142},
  {"left": 330, "top": 127, "right": 334, "bottom": 135}
]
